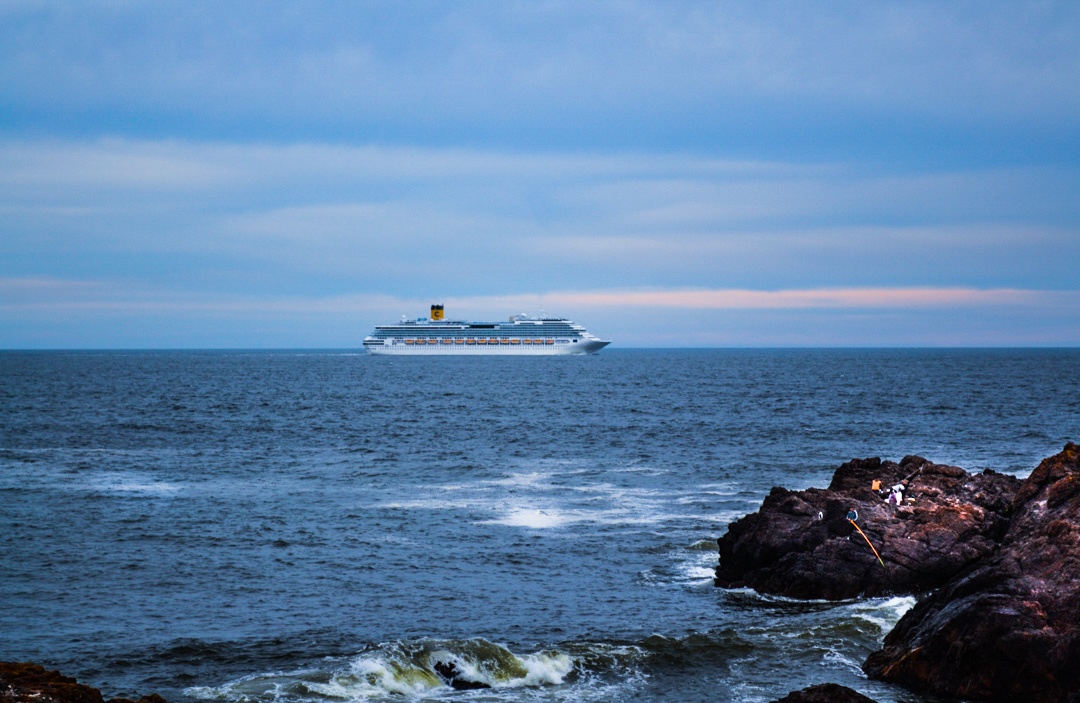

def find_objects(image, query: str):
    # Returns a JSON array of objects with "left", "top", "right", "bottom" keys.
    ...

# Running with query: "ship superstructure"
[{"left": 363, "top": 305, "right": 610, "bottom": 355}]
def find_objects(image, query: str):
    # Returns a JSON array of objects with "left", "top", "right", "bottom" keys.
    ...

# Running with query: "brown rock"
[
  {"left": 0, "top": 663, "right": 104, "bottom": 703},
  {"left": 0, "top": 663, "right": 166, "bottom": 703},
  {"left": 770, "top": 683, "right": 878, "bottom": 703},
  {"left": 715, "top": 455, "right": 1019, "bottom": 600},
  {"left": 863, "top": 443, "right": 1080, "bottom": 703}
]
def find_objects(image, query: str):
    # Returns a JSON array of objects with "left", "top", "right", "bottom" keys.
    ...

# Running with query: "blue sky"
[{"left": 2, "top": 1, "right": 1078, "bottom": 348}]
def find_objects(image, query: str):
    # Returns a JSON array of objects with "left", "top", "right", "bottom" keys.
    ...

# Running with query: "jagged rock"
[
  {"left": 769, "top": 683, "right": 878, "bottom": 703},
  {"left": 432, "top": 660, "right": 491, "bottom": 690},
  {"left": 0, "top": 663, "right": 166, "bottom": 703},
  {"left": 715, "top": 455, "right": 1020, "bottom": 600},
  {"left": 863, "top": 443, "right": 1080, "bottom": 703}
]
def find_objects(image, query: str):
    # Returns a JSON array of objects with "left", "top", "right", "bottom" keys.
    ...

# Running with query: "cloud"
[
  {"left": 540, "top": 287, "right": 1050, "bottom": 310},
  {"left": 0, "top": 139, "right": 238, "bottom": 193},
  {"left": 1, "top": 4, "right": 1077, "bottom": 348},
  {"left": 0, "top": 277, "right": 1064, "bottom": 314},
  {"left": 3, "top": 279, "right": 1076, "bottom": 348},
  {"left": 0, "top": 136, "right": 1077, "bottom": 347},
  {"left": 2, "top": 138, "right": 1078, "bottom": 290},
  {"left": 2, "top": 2, "right": 1079, "bottom": 148}
]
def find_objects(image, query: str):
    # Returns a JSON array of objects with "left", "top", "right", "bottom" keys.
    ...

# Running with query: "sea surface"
[{"left": 2, "top": 349, "right": 1078, "bottom": 703}]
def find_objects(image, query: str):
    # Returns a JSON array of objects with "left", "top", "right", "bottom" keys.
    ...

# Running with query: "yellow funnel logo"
[{"left": 431, "top": 304, "right": 444, "bottom": 321}]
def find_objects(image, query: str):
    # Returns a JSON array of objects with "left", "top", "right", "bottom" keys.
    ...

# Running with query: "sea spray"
[{"left": 185, "top": 639, "right": 579, "bottom": 701}]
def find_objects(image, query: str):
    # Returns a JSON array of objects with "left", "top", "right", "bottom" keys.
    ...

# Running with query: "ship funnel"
[{"left": 430, "top": 304, "right": 444, "bottom": 321}]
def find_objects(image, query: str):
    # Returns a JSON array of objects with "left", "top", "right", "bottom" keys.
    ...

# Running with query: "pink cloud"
[{"left": 0, "top": 280, "right": 1063, "bottom": 316}]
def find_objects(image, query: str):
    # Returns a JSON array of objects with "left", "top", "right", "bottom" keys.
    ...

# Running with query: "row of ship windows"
[
  {"left": 377, "top": 331, "right": 575, "bottom": 339},
  {"left": 393, "top": 338, "right": 572, "bottom": 345},
  {"left": 380, "top": 328, "right": 575, "bottom": 335}
]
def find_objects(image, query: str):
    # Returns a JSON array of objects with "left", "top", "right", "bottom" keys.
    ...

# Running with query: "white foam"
[
  {"left": 850, "top": 595, "right": 916, "bottom": 633},
  {"left": 383, "top": 499, "right": 473, "bottom": 511},
  {"left": 186, "top": 671, "right": 316, "bottom": 701},
  {"left": 699, "top": 482, "right": 741, "bottom": 495},
  {"left": 822, "top": 647, "right": 865, "bottom": 673},
  {"left": 487, "top": 471, "right": 552, "bottom": 488},
  {"left": 187, "top": 659, "right": 442, "bottom": 702},
  {"left": 377, "top": 463, "right": 760, "bottom": 533},
  {"left": 641, "top": 547, "right": 718, "bottom": 588},
  {"left": 345, "top": 656, "right": 441, "bottom": 695},
  {"left": 83, "top": 473, "right": 182, "bottom": 495},
  {"left": 485, "top": 508, "right": 576, "bottom": 529},
  {"left": 186, "top": 639, "right": 649, "bottom": 703},
  {"left": 682, "top": 564, "right": 717, "bottom": 581},
  {"left": 516, "top": 651, "right": 576, "bottom": 686}
]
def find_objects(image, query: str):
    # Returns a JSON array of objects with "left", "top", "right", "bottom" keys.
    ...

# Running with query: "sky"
[{"left": 1, "top": 1, "right": 1079, "bottom": 348}]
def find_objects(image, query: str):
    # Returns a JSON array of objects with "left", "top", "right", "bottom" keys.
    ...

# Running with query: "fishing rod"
[{"left": 848, "top": 517, "right": 886, "bottom": 570}]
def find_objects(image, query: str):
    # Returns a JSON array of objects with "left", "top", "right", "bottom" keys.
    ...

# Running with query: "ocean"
[{"left": 2, "top": 349, "right": 1078, "bottom": 703}]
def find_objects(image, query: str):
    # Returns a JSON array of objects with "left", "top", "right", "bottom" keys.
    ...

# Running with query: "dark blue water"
[{"left": 2, "top": 349, "right": 1078, "bottom": 702}]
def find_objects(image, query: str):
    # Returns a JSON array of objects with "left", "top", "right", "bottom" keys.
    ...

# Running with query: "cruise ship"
[{"left": 363, "top": 305, "right": 610, "bottom": 355}]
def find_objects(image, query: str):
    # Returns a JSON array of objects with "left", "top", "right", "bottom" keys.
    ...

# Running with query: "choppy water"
[{"left": 2, "top": 349, "right": 1078, "bottom": 702}]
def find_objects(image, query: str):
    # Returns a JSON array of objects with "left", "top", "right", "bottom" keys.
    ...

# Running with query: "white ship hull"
[{"left": 365, "top": 339, "right": 609, "bottom": 355}]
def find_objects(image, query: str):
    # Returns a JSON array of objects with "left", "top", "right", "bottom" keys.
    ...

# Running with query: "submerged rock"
[
  {"left": 0, "top": 662, "right": 166, "bottom": 703},
  {"left": 769, "top": 683, "right": 878, "bottom": 703},
  {"left": 715, "top": 455, "right": 1019, "bottom": 600},
  {"left": 432, "top": 660, "right": 491, "bottom": 690},
  {"left": 863, "top": 443, "right": 1080, "bottom": 703}
]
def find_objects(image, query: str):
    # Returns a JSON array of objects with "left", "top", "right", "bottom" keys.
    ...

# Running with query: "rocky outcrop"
[
  {"left": 0, "top": 663, "right": 166, "bottom": 703},
  {"left": 769, "top": 683, "right": 878, "bottom": 703},
  {"left": 863, "top": 443, "right": 1080, "bottom": 703},
  {"left": 715, "top": 455, "right": 1020, "bottom": 600}
]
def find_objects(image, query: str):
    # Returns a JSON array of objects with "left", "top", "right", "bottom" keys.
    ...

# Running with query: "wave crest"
[{"left": 186, "top": 638, "right": 576, "bottom": 701}]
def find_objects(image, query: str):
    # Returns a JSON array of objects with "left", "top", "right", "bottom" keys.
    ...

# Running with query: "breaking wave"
[
  {"left": 185, "top": 637, "right": 645, "bottom": 702},
  {"left": 175, "top": 600, "right": 915, "bottom": 703},
  {"left": 181, "top": 604, "right": 908, "bottom": 703}
]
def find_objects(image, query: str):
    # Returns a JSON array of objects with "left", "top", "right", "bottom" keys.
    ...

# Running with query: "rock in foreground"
[
  {"left": 0, "top": 663, "right": 166, "bottom": 703},
  {"left": 863, "top": 443, "right": 1080, "bottom": 703},
  {"left": 769, "top": 683, "right": 878, "bottom": 703},
  {"left": 715, "top": 455, "right": 1019, "bottom": 600}
]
